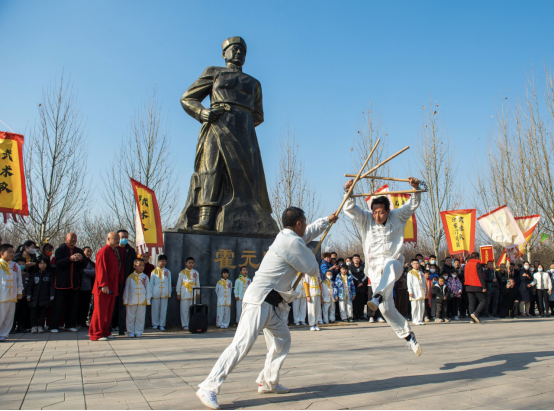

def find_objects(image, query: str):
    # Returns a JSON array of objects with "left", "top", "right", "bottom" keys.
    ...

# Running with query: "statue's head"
[{"left": 222, "top": 36, "right": 247, "bottom": 67}]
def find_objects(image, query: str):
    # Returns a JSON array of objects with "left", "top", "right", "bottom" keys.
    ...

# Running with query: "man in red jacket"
[
  {"left": 463, "top": 252, "right": 487, "bottom": 324},
  {"left": 89, "top": 232, "right": 120, "bottom": 341}
]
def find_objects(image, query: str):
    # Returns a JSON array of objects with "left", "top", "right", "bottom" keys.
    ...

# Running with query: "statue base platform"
[{"left": 163, "top": 228, "right": 320, "bottom": 326}]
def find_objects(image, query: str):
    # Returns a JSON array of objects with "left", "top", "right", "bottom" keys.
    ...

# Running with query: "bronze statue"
[{"left": 176, "top": 37, "right": 279, "bottom": 236}]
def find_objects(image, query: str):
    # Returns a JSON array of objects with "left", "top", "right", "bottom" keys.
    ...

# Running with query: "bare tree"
[
  {"left": 102, "top": 89, "right": 180, "bottom": 239},
  {"left": 339, "top": 106, "right": 390, "bottom": 249},
  {"left": 415, "top": 101, "right": 458, "bottom": 257},
  {"left": 12, "top": 75, "right": 90, "bottom": 245},
  {"left": 78, "top": 214, "right": 118, "bottom": 255},
  {"left": 270, "top": 125, "right": 322, "bottom": 229}
]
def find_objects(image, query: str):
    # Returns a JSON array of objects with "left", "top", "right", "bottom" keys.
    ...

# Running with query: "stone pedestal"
[{"left": 164, "top": 229, "right": 320, "bottom": 326}]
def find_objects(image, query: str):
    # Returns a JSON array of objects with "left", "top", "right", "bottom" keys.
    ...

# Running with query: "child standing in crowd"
[
  {"left": 26, "top": 257, "right": 55, "bottom": 333},
  {"left": 433, "top": 277, "right": 450, "bottom": 322},
  {"left": 423, "top": 270, "right": 433, "bottom": 322},
  {"left": 234, "top": 266, "right": 250, "bottom": 324},
  {"left": 292, "top": 275, "right": 307, "bottom": 325},
  {"left": 150, "top": 255, "right": 171, "bottom": 331},
  {"left": 11, "top": 256, "right": 30, "bottom": 333},
  {"left": 321, "top": 270, "right": 336, "bottom": 324},
  {"left": 0, "top": 244, "right": 23, "bottom": 342},
  {"left": 334, "top": 265, "right": 356, "bottom": 322},
  {"left": 176, "top": 257, "right": 200, "bottom": 331},
  {"left": 304, "top": 273, "right": 322, "bottom": 331},
  {"left": 215, "top": 269, "right": 232, "bottom": 329},
  {"left": 447, "top": 269, "right": 463, "bottom": 320},
  {"left": 123, "top": 258, "right": 151, "bottom": 338},
  {"left": 407, "top": 259, "right": 426, "bottom": 325}
]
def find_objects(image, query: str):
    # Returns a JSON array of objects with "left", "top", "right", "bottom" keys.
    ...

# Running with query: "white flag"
[{"left": 478, "top": 205, "right": 525, "bottom": 248}]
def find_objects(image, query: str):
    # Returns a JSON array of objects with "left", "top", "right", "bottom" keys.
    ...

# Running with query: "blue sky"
[{"left": 1, "top": 1, "right": 553, "bottom": 223}]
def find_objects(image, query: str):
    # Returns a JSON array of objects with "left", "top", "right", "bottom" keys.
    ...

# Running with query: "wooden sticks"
[
  {"left": 351, "top": 189, "right": 427, "bottom": 198},
  {"left": 359, "top": 146, "right": 409, "bottom": 179},
  {"left": 343, "top": 175, "right": 411, "bottom": 183}
]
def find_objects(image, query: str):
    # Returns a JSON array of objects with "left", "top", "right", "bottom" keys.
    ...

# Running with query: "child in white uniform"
[
  {"left": 123, "top": 258, "right": 152, "bottom": 337},
  {"left": 321, "top": 271, "right": 336, "bottom": 323},
  {"left": 176, "top": 257, "right": 200, "bottom": 330},
  {"left": 216, "top": 269, "right": 232, "bottom": 328},
  {"left": 150, "top": 254, "right": 171, "bottom": 330},
  {"left": 291, "top": 276, "right": 307, "bottom": 325},
  {"left": 304, "top": 273, "right": 322, "bottom": 331},
  {"left": 0, "top": 244, "right": 23, "bottom": 342},
  {"left": 234, "top": 266, "right": 251, "bottom": 324},
  {"left": 407, "top": 259, "right": 426, "bottom": 325}
]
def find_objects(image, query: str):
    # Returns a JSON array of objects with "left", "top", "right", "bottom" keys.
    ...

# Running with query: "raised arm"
[
  {"left": 393, "top": 177, "right": 423, "bottom": 224},
  {"left": 302, "top": 217, "right": 330, "bottom": 244}
]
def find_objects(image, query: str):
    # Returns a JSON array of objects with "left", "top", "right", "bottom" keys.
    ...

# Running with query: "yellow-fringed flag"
[
  {"left": 440, "top": 209, "right": 476, "bottom": 256},
  {"left": 366, "top": 185, "right": 417, "bottom": 244},
  {"left": 497, "top": 249, "right": 510, "bottom": 266},
  {"left": 131, "top": 178, "right": 164, "bottom": 253},
  {"left": 0, "top": 132, "right": 28, "bottom": 220},
  {"left": 514, "top": 215, "right": 540, "bottom": 257}
]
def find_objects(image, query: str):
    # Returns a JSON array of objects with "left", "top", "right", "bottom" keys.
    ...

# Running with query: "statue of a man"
[{"left": 175, "top": 37, "right": 278, "bottom": 236}]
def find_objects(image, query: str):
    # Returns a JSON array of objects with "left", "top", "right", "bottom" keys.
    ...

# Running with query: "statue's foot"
[{"left": 193, "top": 223, "right": 211, "bottom": 231}]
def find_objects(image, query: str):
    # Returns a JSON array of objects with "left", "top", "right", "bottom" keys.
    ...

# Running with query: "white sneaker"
[
  {"left": 377, "top": 317, "right": 385, "bottom": 323},
  {"left": 107, "top": 335, "right": 115, "bottom": 339},
  {"left": 294, "top": 322, "right": 299, "bottom": 326},
  {"left": 300, "top": 322, "right": 306, "bottom": 325},
  {"left": 258, "top": 383, "right": 290, "bottom": 394},
  {"left": 0, "top": 337, "right": 6, "bottom": 342},
  {"left": 309, "top": 326, "right": 316, "bottom": 331},
  {"left": 454, "top": 316, "right": 459, "bottom": 320},
  {"left": 31, "top": 327, "right": 37, "bottom": 333},
  {"left": 160, "top": 326, "right": 166, "bottom": 331},
  {"left": 318, "top": 321, "right": 323, "bottom": 324},
  {"left": 323, "top": 321, "right": 329, "bottom": 324},
  {"left": 367, "top": 295, "right": 382, "bottom": 311},
  {"left": 67, "top": 328, "right": 78, "bottom": 332},
  {"left": 314, "top": 326, "right": 320, "bottom": 331},
  {"left": 50, "top": 329, "right": 59, "bottom": 333},
  {"left": 368, "top": 317, "right": 375, "bottom": 323},
  {"left": 97, "top": 337, "right": 108, "bottom": 341},
  {"left": 196, "top": 388, "right": 220, "bottom": 410},
  {"left": 406, "top": 332, "right": 422, "bottom": 356},
  {"left": 135, "top": 334, "right": 142, "bottom": 338},
  {"left": 184, "top": 326, "right": 189, "bottom": 330},
  {"left": 152, "top": 325, "right": 159, "bottom": 330},
  {"left": 127, "top": 332, "right": 135, "bottom": 338},
  {"left": 37, "top": 326, "right": 44, "bottom": 333}
]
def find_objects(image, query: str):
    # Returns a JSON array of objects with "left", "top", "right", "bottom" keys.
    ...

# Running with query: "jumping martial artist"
[
  {"left": 195, "top": 207, "right": 337, "bottom": 410},
  {"left": 344, "top": 177, "right": 423, "bottom": 356}
]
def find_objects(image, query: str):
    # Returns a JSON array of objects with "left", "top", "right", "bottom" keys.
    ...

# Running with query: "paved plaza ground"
[{"left": 1, "top": 317, "right": 553, "bottom": 410}]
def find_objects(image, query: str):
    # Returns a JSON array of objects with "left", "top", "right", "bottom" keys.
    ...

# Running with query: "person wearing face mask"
[
  {"left": 533, "top": 264, "right": 552, "bottom": 317},
  {"left": 321, "top": 271, "right": 336, "bottom": 324},
  {"left": 38, "top": 243, "right": 55, "bottom": 262},
  {"left": 548, "top": 264, "right": 554, "bottom": 316},
  {"left": 14, "top": 240, "right": 38, "bottom": 276},
  {"left": 519, "top": 262, "right": 536, "bottom": 317},
  {"left": 446, "top": 267, "right": 462, "bottom": 320},
  {"left": 349, "top": 254, "right": 367, "bottom": 320},
  {"left": 111, "top": 230, "right": 138, "bottom": 335},
  {"left": 428, "top": 255, "right": 441, "bottom": 276}
]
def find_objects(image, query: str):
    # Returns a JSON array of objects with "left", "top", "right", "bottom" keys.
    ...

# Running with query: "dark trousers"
[
  {"left": 536, "top": 290, "right": 550, "bottom": 316},
  {"left": 448, "top": 297, "right": 460, "bottom": 318},
  {"left": 499, "top": 302, "right": 519, "bottom": 318},
  {"left": 468, "top": 292, "right": 486, "bottom": 318},
  {"left": 485, "top": 288, "right": 499, "bottom": 316},
  {"left": 77, "top": 290, "right": 92, "bottom": 326},
  {"left": 50, "top": 289, "right": 79, "bottom": 330},
  {"left": 12, "top": 299, "right": 30, "bottom": 331},
  {"left": 30, "top": 307, "right": 47, "bottom": 327},
  {"left": 424, "top": 298, "right": 431, "bottom": 319},
  {"left": 435, "top": 299, "right": 447, "bottom": 319},
  {"left": 430, "top": 298, "right": 437, "bottom": 318},
  {"left": 353, "top": 289, "right": 368, "bottom": 319},
  {"left": 461, "top": 290, "right": 469, "bottom": 317},
  {"left": 111, "top": 284, "right": 126, "bottom": 333}
]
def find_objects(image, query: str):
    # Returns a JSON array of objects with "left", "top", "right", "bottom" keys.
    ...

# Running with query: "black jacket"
[
  {"left": 26, "top": 270, "right": 56, "bottom": 308},
  {"left": 54, "top": 244, "right": 86, "bottom": 290},
  {"left": 501, "top": 286, "right": 521, "bottom": 308},
  {"left": 349, "top": 263, "right": 367, "bottom": 293},
  {"left": 115, "top": 244, "right": 138, "bottom": 280},
  {"left": 433, "top": 283, "right": 450, "bottom": 301},
  {"left": 441, "top": 264, "right": 456, "bottom": 276},
  {"left": 14, "top": 252, "right": 38, "bottom": 275},
  {"left": 485, "top": 269, "right": 502, "bottom": 290}
]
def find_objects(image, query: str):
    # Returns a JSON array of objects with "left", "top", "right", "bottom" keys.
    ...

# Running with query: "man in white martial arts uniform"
[
  {"left": 196, "top": 207, "right": 337, "bottom": 410},
  {"left": 344, "top": 177, "right": 423, "bottom": 356}
]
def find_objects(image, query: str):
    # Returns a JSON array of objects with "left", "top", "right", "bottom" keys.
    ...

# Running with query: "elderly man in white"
[
  {"left": 344, "top": 177, "right": 423, "bottom": 356},
  {"left": 196, "top": 207, "right": 338, "bottom": 410}
]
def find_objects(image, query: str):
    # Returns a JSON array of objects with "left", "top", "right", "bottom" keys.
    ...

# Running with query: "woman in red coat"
[{"left": 89, "top": 233, "right": 120, "bottom": 341}]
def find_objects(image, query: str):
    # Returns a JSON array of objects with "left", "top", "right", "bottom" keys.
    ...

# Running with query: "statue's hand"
[{"left": 200, "top": 109, "right": 221, "bottom": 123}]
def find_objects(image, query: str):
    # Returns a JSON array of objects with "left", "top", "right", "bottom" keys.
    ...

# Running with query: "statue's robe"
[{"left": 176, "top": 65, "right": 278, "bottom": 236}]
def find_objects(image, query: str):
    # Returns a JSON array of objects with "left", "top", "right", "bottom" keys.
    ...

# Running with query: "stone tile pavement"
[{"left": 1, "top": 317, "right": 553, "bottom": 410}]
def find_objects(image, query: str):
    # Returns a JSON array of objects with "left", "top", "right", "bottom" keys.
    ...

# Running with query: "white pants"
[
  {"left": 199, "top": 302, "right": 290, "bottom": 394},
  {"left": 339, "top": 299, "right": 353, "bottom": 320},
  {"left": 180, "top": 299, "right": 192, "bottom": 327},
  {"left": 373, "top": 259, "right": 412, "bottom": 338},
  {"left": 411, "top": 300, "right": 424, "bottom": 324},
  {"left": 236, "top": 300, "right": 243, "bottom": 323},
  {"left": 292, "top": 297, "right": 307, "bottom": 323},
  {"left": 217, "top": 306, "right": 231, "bottom": 327},
  {"left": 307, "top": 296, "right": 321, "bottom": 326},
  {"left": 126, "top": 305, "right": 146, "bottom": 335},
  {"left": 151, "top": 298, "right": 168, "bottom": 327},
  {"left": 322, "top": 301, "right": 336, "bottom": 323},
  {"left": 0, "top": 301, "right": 15, "bottom": 338}
]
